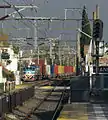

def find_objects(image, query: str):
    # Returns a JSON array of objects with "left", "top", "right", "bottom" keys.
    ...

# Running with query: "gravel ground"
[
  {"left": 5, "top": 84, "right": 67, "bottom": 120},
  {"left": 30, "top": 89, "right": 63, "bottom": 120},
  {"left": 5, "top": 85, "right": 67, "bottom": 120},
  {"left": 5, "top": 86, "right": 53, "bottom": 120},
  {"left": 5, "top": 80, "right": 68, "bottom": 120}
]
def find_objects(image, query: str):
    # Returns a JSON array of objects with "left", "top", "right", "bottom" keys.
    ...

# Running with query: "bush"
[{"left": 2, "top": 69, "right": 15, "bottom": 81}]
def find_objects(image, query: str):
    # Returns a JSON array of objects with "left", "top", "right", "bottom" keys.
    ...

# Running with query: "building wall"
[{"left": 2, "top": 46, "right": 18, "bottom": 73}]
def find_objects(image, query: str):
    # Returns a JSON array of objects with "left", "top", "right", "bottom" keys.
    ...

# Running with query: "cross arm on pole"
[
  {"left": 0, "top": 5, "right": 38, "bottom": 9},
  {"left": 0, "top": 7, "right": 26, "bottom": 20},
  {"left": 2, "top": 17, "right": 93, "bottom": 21},
  {"left": 0, "top": 5, "right": 11, "bottom": 8}
]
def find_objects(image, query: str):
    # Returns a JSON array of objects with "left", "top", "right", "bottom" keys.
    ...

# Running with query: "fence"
[
  {"left": 70, "top": 76, "right": 90, "bottom": 102},
  {"left": 70, "top": 75, "right": 108, "bottom": 103},
  {"left": 0, "top": 84, "right": 35, "bottom": 117}
]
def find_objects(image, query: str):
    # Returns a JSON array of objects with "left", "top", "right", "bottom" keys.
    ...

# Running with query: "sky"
[{"left": 0, "top": 0, "right": 107, "bottom": 49}]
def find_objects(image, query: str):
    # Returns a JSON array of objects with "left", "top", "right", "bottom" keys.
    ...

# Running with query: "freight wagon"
[{"left": 21, "top": 58, "right": 76, "bottom": 81}]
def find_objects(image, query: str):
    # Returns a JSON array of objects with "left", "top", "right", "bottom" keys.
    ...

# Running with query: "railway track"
[
  {"left": 23, "top": 81, "right": 67, "bottom": 120},
  {"left": 5, "top": 81, "right": 68, "bottom": 120},
  {"left": 23, "top": 80, "right": 53, "bottom": 86}
]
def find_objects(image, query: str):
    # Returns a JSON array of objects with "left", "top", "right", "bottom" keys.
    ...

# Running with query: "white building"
[
  {"left": 0, "top": 45, "right": 19, "bottom": 73},
  {"left": 6, "top": 45, "right": 18, "bottom": 74}
]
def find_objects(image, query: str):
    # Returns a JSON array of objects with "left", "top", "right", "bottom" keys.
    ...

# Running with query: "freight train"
[{"left": 21, "top": 59, "right": 76, "bottom": 81}]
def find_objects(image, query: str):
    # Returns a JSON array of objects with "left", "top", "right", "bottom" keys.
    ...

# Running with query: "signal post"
[{"left": 92, "top": 5, "right": 103, "bottom": 74}]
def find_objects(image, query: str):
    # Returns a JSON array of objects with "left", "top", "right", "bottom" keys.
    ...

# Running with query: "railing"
[
  {"left": 0, "top": 84, "right": 35, "bottom": 118},
  {"left": 4, "top": 81, "right": 15, "bottom": 92}
]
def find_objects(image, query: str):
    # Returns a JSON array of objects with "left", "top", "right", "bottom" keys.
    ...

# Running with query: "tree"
[
  {"left": 12, "top": 45, "right": 19, "bottom": 54},
  {"left": 80, "top": 6, "right": 91, "bottom": 58}
]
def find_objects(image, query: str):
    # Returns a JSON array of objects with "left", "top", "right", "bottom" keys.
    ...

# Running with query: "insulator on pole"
[{"left": 0, "top": 5, "right": 11, "bottom": 8}]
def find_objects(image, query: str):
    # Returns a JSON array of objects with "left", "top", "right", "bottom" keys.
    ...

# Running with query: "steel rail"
[{"left": 23, "top": 81, "right": 63, "bottom": 120}]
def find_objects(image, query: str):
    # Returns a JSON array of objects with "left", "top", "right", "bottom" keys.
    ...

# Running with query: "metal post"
[
  {"left": 77, "top": 30, "right": 81, "bottom": 63},
  {"left": 34, "top": 20, "right": 37, "bottom": 49},
  {"left": 1, "top": 22, "right": 3, "bottom": 34},
  {"left": 27, "top": 28, "right": 30, "bottom": 38},
  {"left": 59, "top": 46, "right": 61, "bottom": 65},
  {"left": 76, "top": 21, "right": 80, "bottom": 75},
  {"left": 49, "top": 40, "right": 53, "bottom": 65},
  {"left": 38, "top": 47, "right": 39, "bottom": 65},
  {"left": 59, "top": 34, "right": 62, "bottom": 65},
  {"left": 95, "top": 5, "right": 100, "bottom": 74},
  {"left": 92, "top": 12, "right": 96, "bottom": 66},
  {"left": 65, "top": 9, "right": 67, "bottom": 20},
  {"left": 96, "top": 5, "right": 99, "bottom": 19},
  {"left": 95, "top": 40, "right": 99, "bottom": 74},
  {"left": 19, "top": 48, "right": 22, "bottom": 84}
]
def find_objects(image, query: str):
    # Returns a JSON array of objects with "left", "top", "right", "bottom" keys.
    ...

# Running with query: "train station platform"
[
  {"left": 57, "top": 103, "right": 88, "bottom": 120},
  {"left": 57, "top": 102, "right": 108, "bottom": 120}
]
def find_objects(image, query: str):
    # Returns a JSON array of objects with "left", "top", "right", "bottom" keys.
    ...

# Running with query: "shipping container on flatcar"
[
  {"left": 58, "top": 65, "right": 62, "bottom": 74},
  {"left": 54, "top": 65, "right": 58, "bottom": 75},
  {"left": 46, "top": 65, "right": 51, "bottom": 76},
  {"left": 64, "top": 66, "right": 67, "bottom": 73},
  {"left": 42, "top": 65, "right": 46, "bottom": 75},
  {"left": 51, "top": 65, "right": 54, "bottom": 77}
]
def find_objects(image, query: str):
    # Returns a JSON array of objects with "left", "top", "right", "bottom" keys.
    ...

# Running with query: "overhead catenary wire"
[
  {"left": 22, "top": 0, "right": 38, "bottom": 14},
  {"left": 2, "top": 0, "right": 45, "bottom": 45},
  {"left": 2, "top": 0, "right": 38, "bottom": 27},
  {"left": 2, "top": 0, "right": 76, "bottom": 46},
  {"left": 22, "top": 0, "right": 53, "bottom": 38},
  {"left": 22, "top": 0, "right": 48, "bottom": 37},
  {"left": 3, "top": 0, "right": 52, "bottom": 39}
]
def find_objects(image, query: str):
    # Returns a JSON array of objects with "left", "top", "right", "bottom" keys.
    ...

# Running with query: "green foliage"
[
  {"left": 80, "top": 6, "right": 91, "bottom": 58},
  {"left": 6, "top": 60, "right": 12, "bottom": 65},
  {"left": 2, "top": 70, "right": 15, "bottom": 81},
  {"left": 2, "top": 41, "right": 9, "bottom": 47},
  {"left": 81, "top": 6, "right": 91, "bottom": 45},
  {"left": 12, "top": 45, "right": 19, "bottom": 54},
  {"left": 105, "top": 43, "right": 108, "bottom": 48},
  {"left": 0, "top": 41, "right": 9, "bottom": 47}
]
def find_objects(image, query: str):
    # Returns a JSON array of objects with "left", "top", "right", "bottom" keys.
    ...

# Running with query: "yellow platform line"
[
  {"left": 15, "top": 84, "right": 32, "bottom": 89},
  {"left": 58, "top": 104, "right": 88, "bottom": 120},
  {"left": 40, "top": 86, "right": 54, "bottom": 89}
]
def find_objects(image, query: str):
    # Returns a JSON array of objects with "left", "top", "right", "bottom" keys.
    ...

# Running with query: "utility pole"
[
  {"left": 34, "top": 20, "right": 38, "bottom": 49},
  {"left": 37, "top": 47, "right": 39, "bottom": 65},
  {"left": 77, "top": 30, "right": 81, "bottom": 63},
  {"left": 76, "top": 21, "right": 80, "bottom": 75},
  {"left": 49, "top": 39, "right": 53, "bottom": 65},
  {"left": 95, "top": 5, "right": 99, "bottom": 74},
  {"left": 58, "top": 34, "right": 62, "bottom": 65},
  {"left": 64, "top": 8, "right": 82, "bottom": 75},
  {"left": 92, "top": 11, "right": 96, "bottom": 66}
]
